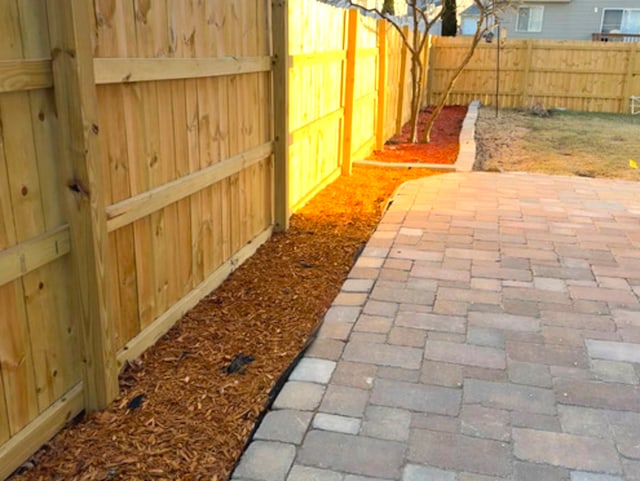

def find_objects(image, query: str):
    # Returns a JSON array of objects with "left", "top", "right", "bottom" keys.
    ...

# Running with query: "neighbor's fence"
[{"left": 428, "top": 37, "right": 640, "bottom": 114}]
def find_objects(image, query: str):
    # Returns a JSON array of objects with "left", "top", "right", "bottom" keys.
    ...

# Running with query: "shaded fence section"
[
  {"left": 428, "top": 37, "right": 640, "bottom": 114},
  {"left": 0, "top": 1, "right": 83, "bottom": 470},
  {"left": 0, "top": 1, "right": 275, "bottom": 478},
  {"left": 92, "top": 0, "right": 274, "bottom": 371}
]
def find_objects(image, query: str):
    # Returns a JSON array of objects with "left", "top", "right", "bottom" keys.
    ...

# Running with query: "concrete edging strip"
[{"left": 353, "top": 100, "right": 481, "bottom": 172}]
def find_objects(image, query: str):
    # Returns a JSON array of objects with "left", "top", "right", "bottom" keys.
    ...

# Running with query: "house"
[
  {"left": 318, "top": 0, "right": 410, "bottom": 16},
  {"left": 461, "top": 1, "right": 640, "bottom": 41},
  {"left": 319, "top": 0, "right": 475, "bottom": 35}
]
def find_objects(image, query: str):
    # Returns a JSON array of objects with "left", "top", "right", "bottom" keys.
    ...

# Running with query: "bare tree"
[
  {"left": 348, "top": 0, "right": 441, "bottom": 142},
  {"left": 346, "top": 0, "right": 511, "bottom": 143}
]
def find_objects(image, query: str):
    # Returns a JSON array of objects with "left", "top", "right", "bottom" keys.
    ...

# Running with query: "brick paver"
[{"left": 232, "top": 173, "right": 640, "bottom": 481}]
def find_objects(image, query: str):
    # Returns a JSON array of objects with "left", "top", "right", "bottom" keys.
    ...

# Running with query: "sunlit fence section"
[{"left": 288, "top": 3, "right": 420, "bottom": 211}]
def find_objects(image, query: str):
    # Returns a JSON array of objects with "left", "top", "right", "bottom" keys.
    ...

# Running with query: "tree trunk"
[
  {"left": 382, "top": 0, "right": 395, "bottom": 16},
  {"left": 408, "top": 52, "right": 420, "bottom": 142},
  {"left": 422, "top": 19, "right": 486, "bottom": 143},
  {"left": 442, "top": 0, "right": 457, "bottom": 37}
]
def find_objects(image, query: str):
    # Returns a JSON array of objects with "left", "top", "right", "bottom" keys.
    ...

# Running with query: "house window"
[
  {"left": 601, "top": 9, "right": 640, "bottom": 34},
  {"left": 516, "top": 6, "right": 544, "bottom": 33}
]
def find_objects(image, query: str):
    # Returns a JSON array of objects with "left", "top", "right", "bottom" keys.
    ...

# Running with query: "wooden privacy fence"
[
  {"left": 0, "top": 1, "right": 281, "bottom": 478},
  {"left": 428, "top": 37, "right": 640, "bottom": 114},
  {"left": 288, "top": 1, "right": 421, "bottom": 210}
]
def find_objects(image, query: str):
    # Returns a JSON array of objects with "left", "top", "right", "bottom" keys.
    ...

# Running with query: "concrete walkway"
[{"left": 232, "top": 172, "right": 640, "bottom": 481}]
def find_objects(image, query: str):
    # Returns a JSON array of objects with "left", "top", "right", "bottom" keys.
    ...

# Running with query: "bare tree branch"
[{"left": 337, "top": 0, "right": 515, "bottom": 143}]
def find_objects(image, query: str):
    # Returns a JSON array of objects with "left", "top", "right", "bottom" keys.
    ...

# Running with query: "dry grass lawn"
[{"left": 475, "top": 107, "right": 640, "bottom": 181}]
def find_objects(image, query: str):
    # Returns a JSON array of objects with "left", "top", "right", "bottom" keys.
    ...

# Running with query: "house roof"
[{"left": 461, "top": 4, "right": 481, "bottom": 16}]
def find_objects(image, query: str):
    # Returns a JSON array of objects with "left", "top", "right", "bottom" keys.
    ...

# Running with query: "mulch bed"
[
  {"left": 10, "top": 107, "right": 463, "bottom": 481},
  {"left": 371, "top": 105, "right": 467, "bottom": 164}
]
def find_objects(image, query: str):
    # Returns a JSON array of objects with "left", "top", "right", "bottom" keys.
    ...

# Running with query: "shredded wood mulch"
[
  {"left": 11, "top": 108, "right": 463, "bottom": 481},
  {"left": 372, "top": 105, "right": 467, "bottom": 164}
]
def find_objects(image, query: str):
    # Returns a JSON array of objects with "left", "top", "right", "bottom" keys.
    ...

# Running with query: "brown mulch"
[
  {"left": 372, "top": 105, "right": 467, "bottom": 164},
  {"left": 11, "top": 108, "right": 463, "bottom": 481}
]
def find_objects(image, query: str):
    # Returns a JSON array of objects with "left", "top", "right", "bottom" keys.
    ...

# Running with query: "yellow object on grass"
[{"left": 630, "top": 159, "right": 638, "bottom": 169}]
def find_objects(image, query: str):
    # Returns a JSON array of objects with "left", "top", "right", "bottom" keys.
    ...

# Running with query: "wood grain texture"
[
  {"left": 94, "top": 56, "right": 271, "bottom": 84},
  {"left": 272, "top": 0, "right": 290, "bottom": 230},
  {"left": 0, "top": 383, "right": 83, "bottom": 481},
  {"left": 0, "top": 226, "right": 70, "bottom": 287},
  {"left": 0, "top": 59, "right": 51, "bottom": 92},
  {"left": 46, "top": 0, "right": 117, "bottom": 409}
]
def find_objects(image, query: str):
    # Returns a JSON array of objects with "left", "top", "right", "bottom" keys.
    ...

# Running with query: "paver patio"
[{"left": 232, "top": 172, "right": 640, "bottom": 481}]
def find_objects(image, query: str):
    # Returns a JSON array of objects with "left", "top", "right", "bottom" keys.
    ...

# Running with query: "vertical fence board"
[
  {"left": 94, "top": 0, "right": 141, "bottom": 349},
  {"left": 0, "top": 141, "right": 16, "bottom": 443},
  {"left": 19, "top": 0, "right": 77, "bottom": 409},
  {"left": 351, "top": 14, "right": 378, "bottom": 161},
  {"left": 273, "top": 0, "right": 289, "bottom": 228},
  {"left": 288, "top": 0, "right": 344, "bottom": 210},
  {"left": 375, "top": 21, "right": 387, "bottom": 151}
]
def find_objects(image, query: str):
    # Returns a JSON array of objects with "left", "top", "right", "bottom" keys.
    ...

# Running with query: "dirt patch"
[
  {"left": 10, "top": 164, "right": 447, "bottom": 481},
  {"left": 371, "top": 105, "right": 467, "bottom": 164},
  {"left": 475, "top": 107, "right": 640, "bottom": 180}
]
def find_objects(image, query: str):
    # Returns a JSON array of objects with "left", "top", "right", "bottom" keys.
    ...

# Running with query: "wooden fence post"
[
  {"left": 622, "top": 42, "right": 639, "bottom": 114},
  {"left": 395, "top": 26, "right": 409, "bottom": 135},
  {"left": 45, "top": 0, "right": 117, "bottom": 410},
  {"left": 342, "top": 8, "right": 358, "bottom": 176},
  {"left": 521, "top": 40, "right": 533, "bottom": 108},
  {"left": 272, "top": 0, "right": 290, "bottom": 230},
  {"left": 375, "top": 20, "right": 387, "bottom": 150}
]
